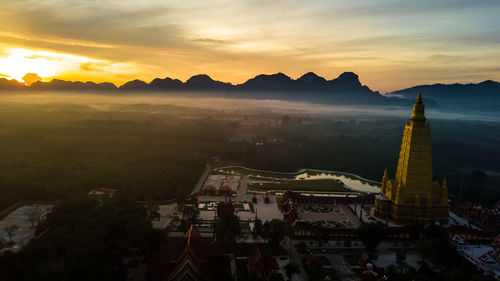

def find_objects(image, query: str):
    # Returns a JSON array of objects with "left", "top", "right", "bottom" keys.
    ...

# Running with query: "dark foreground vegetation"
[
  {"left": 0, "top": 96, "right": 499, "bottom": 210},
  {"left": 0, "top": 196, "right": 166, "bottom": 281}
]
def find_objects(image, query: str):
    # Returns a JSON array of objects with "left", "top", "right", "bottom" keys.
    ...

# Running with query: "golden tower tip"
[
  {"left": 411, "top": 91, "right": 426, "bottom": 123},
  {"left": 416, "top": 91, "right": 423, "bottom": 103}
]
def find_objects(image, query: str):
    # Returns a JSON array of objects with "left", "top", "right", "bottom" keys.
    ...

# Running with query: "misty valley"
[{"left": 0, "top": 92, "right": 498, "bottom": 211}]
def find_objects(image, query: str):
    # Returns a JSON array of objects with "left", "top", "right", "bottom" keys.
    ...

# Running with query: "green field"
[
  {"left": 216, "top": 166, "right": 303, "bottom": 180},
  {"left": 248, "top": 179, "right": 351, "bottom": 192}
]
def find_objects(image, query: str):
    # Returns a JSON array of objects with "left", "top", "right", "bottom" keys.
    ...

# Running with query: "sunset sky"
[{"left": 0, "top": 0, "right": 499, "bottom": 92}]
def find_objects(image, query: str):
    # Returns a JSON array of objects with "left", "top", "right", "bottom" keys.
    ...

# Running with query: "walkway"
[{"left": 190, "top": 164, "right": 211, "bottom": 196}]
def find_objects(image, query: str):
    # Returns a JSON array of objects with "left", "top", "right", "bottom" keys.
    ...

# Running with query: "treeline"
[
  {"left": 0, "top": 104, "right": 498, "bottom": 210},
  {"left": 0, "top": 110, "right": 236, "bottom": 210},
  {"left": 0, "top": 196, "right": 166, "bottom": 281}
]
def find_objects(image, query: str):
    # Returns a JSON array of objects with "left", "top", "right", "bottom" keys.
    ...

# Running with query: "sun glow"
[
  {"left": 0, "top": 48, "right": 69, "bottom": 82},
  {"left": 0, "top": 48, "right": 134, "bottom": 84}
]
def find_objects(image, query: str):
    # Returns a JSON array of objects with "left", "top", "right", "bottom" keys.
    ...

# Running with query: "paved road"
[
  {"left": 190, "top": 164, "right": 211, "bottom": 196},
  {"left": 236, "top": 175, "right": 249, "bottom": 201}
]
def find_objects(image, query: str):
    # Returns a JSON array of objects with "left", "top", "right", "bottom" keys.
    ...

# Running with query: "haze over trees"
[
  {"left": 0, "top": 97, "right": 498, "bottom": 210},
  {"left": 2, "top": 71, "right": 500, "bottom": 110}
]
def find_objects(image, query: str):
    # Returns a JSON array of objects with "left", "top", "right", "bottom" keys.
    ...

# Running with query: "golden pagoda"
[{"left": 375, "top": 92, "right": 449, "bottom": 224}]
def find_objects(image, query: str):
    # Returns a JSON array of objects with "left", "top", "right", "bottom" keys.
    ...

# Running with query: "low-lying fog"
[{"left": 0, "top": 91, "right": 498, "bottom": 122}]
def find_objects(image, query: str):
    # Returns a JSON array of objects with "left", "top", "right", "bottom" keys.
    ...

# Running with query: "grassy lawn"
[
  {"left": 234, "top": 202, "right": 254, "bottom": 212},
  {"left": 216, "top": 167, "right": 298, "bottom": 179},
  {"left": 248, "top": 179, "right": 350, "bottom": 192}
]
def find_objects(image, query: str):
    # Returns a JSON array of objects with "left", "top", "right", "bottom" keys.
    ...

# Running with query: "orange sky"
[{"left": 1, "top": 0, "right": 499, "bottom": 92}]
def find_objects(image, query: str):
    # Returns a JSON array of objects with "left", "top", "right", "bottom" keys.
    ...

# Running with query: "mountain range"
[
  {"left": 0, "top": 72, "right": 498, "bottom": 109},
  {"left": 388, "top": 80, "right": 500, "bottom": 110}
]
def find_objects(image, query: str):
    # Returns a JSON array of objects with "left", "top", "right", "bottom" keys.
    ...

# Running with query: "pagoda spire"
[
  {"left": 381, "top": 167, "right": 388, "bottom": 194},
  {"left": 410, "top": 91, "right": 426, "bottom": 125},
  {"left": 416, "top": 91, "right": 423, "bottom": 103},
  {"left": 383, "top": 167, "right": 388, "bottom": 181}
]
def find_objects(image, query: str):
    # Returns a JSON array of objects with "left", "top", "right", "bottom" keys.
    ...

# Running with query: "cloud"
[
  {"left": 192, "top": 38, "right": 234, "bottom": 45},
  {"left": 0, "top": 0, "right": 499, "bottom": 92},
  {"left": 22, "top": 73, "right": 42, "bottom": 85},
  {"left": 79, "top": 62, "right": 110, "bottom": 71}
]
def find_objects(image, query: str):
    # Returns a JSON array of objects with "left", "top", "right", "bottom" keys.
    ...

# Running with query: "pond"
[
  {"left": 215, "top": 166, "right": 381, "bottom": 193},
  {"left": 294, "top": 170, "right": 380, "bottom": 193}
]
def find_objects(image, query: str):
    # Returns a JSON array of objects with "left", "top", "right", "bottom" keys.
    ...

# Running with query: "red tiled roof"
[
  {"left": 219, "top": 185, "right": 233, "bottom": 192},
  {"left": 202, "top": 185, "right": 217, "bottom": 191},
  {"left": 147, "top": 226, "right": 224, "bottom": 281}
]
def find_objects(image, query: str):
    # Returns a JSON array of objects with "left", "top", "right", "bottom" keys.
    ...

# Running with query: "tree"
[
  {"left": 416, "top": 238, "right": 458, "bottom": 268},
  {"left": 343, "top": 240, "right": 352, "bottom": 247},
  {"left": 296, "top": 242, "right": 307, "bottom": 254},
  {"left": 269, "top": 219, "right": 286, "bottom": 246},
  {"left": 253, "top": 219, "right": 263, "bottom": 242},
  {"left": 262, "top": 221, "right": 271, "bottom": 243},
  {"left": 5, "top": 225, "right": 19, "bottom": 242},
  {"left": 396, "top": 249, "right": 407, "bottom": 264},
  {"left": 254, "top": 219, "right": 263, "bottom": 236},
  {"left": 215, "top": 209, "right": 240, "bottom": 243},
  {"left": 357, "top": 223, "right": 386, "bottom": 255},
  {"left": 0, "top": 197, "right": 158, "bottom": 281},
  {"left": 179, "top": 204, "right": 199, "bottom": 231},
  {"left": 284, "top": 263, "right": 300, "bottom": 280}
]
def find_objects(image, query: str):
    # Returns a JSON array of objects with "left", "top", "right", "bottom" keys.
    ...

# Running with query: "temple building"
[
  {"left": 375, "top": 92, "right": 449, "bottom": 224},
  {"left": 146, "top": 225, "right": 230, "bottom": 281}
]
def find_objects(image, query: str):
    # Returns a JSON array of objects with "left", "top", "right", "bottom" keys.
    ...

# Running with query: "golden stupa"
[{"left": 375, "top": 92, "right": 449, "bottom": 224}]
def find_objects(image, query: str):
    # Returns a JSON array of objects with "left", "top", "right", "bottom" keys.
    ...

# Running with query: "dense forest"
[{"left": 0, "top": 97, "right": 498, "bottom": 210}]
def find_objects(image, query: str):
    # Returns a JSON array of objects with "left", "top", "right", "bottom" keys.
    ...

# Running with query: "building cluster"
[
  {"left": 103, "top": 93, "right": 500, "bottom": 280},
  {"left": 201, "top": 174, "right": 240, "bottom": 196},
  {"left": 450, "top": 197, "right": 500, "bottom": 232}
]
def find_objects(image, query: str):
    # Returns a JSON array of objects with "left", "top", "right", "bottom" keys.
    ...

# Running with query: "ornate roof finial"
[
  {"left": 442, "top": 177, "right": 447, "bottom": 187},
  {"left": 411, "top": 91, "right": 426, "bottom": 124}
]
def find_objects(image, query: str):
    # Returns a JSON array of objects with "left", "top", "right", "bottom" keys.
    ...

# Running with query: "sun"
[
  {"left": 0, "top": 48, "right": 65, "bottom": 82},
  {"left": 0, "top": 47, "right": 140, "bottom": 85}
]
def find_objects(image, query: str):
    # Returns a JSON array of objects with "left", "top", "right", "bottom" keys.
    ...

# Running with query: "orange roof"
[
  {"left": 219, "top": 185, "right": 233, "bottom": 192},
  {"left": 184, "top": 224, "right": 202, "bottom": 242},
  {"left": 202, "top": 185, "right": 217, "bottom": 191}
]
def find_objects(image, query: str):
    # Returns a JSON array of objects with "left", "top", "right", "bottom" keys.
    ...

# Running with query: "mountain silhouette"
[
  {"left": 1, "top": 72, "right": 497, "bottom": 109},
  {"left": 389, "top": 80, "right": 500, "bottom": 110},
  {"left": 0, "top": 78, "right": 26, "bottom": 90},
  {"left": 239, "top": 73, "right": 294, "bottom": 92},
  {"left": 149, "top": 77, "right": 183, "bottom": 90},
  {"left": 119, "top": 79, "right": 149, "bottom": 91},
  {"left": 184, "top": 74, "right": 232, "bottom": 90},
  {"left": 31, "top": 79, "right": 117, "bottom": 91}
]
